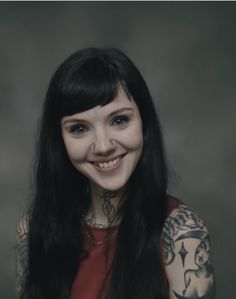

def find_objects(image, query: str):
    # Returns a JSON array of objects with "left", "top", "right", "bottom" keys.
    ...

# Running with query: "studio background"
[{"left": 1, "top": 2, "right": 235, "bottom": 299}]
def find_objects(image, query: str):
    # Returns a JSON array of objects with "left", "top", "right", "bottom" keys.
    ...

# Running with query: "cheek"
[
  {"left": 63, "top": 138, "right": 88, "bottom": 163},
  {"left": 119, "top": 125, "right": 143, "bottom": 150}
]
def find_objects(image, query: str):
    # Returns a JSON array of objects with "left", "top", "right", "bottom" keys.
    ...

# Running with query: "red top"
[{"left": 70, "top": 198, "right": 179, "bottom": 299}]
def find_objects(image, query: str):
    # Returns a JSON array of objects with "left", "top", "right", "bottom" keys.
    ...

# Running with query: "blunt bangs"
[{"left": 55, "top": 56, "right": 121, "bottom": 117}]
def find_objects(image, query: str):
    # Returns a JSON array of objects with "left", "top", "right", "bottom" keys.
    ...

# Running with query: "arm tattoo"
[
  {"left": 162, "top": 204, "right": 205, "bottom": 265},
  {"left": 173, "top": 235, "right": 215, "bottom": 298},
  {"left": 178, "top": 242, "right": 188, "bottom": 267},
  {"left": 180, "top": 233, "right": 215, "bottom": 299},
  {"left": 16, "top": 215, "right": 29, "bottom": 298},
  {"left": 163, "top": 205, "right": 215, "bottom": 298},
  {"left": 173, "top": 288, "right": 215, "bottom": 299}
]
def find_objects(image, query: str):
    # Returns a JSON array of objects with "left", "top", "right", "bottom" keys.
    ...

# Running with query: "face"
[
  {"left": 61, "top": 88, "right": 143, "bottom": 192},
  {"left": 195, "top": 241, "right": 210, "bottom": 267}
]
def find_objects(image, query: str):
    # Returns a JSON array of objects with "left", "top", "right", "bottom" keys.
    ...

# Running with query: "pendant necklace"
[{"left": 81, "top": 218, "right": 118, "bottom": 246}]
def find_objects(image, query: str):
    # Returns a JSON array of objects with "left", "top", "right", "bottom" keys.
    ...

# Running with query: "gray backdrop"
[{"left": 1, "top": 2, "right": 235, "bottom": 299}]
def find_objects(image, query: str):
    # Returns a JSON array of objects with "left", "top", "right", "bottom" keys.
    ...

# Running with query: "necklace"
[{"left": 81, "top": 219, "right": 118, "bottom": 246}]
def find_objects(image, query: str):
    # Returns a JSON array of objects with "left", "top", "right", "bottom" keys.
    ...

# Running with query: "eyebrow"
[{"left": 62, "top": 107, "right": 134, "bottom": 125}]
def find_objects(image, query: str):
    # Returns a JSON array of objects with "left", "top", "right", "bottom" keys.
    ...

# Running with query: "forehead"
[{"left": 62, "top": 88, "right": 139, "bottom": 122}]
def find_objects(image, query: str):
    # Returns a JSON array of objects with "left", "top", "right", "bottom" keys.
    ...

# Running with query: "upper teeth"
[{"left": 96, "top": 157, "right": 121, "bottom": 169}]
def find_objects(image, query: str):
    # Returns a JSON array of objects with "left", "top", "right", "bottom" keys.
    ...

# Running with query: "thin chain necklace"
[{"left": 81, "top": 219, "right": 118, "bottom": 246}]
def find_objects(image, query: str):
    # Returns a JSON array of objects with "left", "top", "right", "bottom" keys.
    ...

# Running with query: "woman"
[{"left": 16, "top": 47, "right": 215, "bottom": 299}]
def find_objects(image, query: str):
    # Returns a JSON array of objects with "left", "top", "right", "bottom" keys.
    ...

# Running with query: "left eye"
[{"left": 111, "top": 115, "right": 129, "bottom": 127}]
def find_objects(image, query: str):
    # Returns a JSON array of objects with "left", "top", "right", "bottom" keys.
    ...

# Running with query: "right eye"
[{"left": 69, "top": 124, "right": 89, "bottom": 135}]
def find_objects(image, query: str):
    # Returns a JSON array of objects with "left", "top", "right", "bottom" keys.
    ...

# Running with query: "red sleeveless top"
[{"left": 70, "top": 198, "right": 179, "bottom": 299}]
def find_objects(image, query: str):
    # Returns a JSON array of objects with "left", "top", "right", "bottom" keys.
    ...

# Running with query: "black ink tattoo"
[
  {"left": 162, "top": 204, "right": 205, "bottom": 265},
  {"left": 164, "top": 205, "right": 215, "bottom": 298},
  {"left": 16, "top": 214, "right": 30, "bottom": 298},
  {"left": 100, "top": 190, "right": 116, "bottom": 223},
  {"left": 178, "top": 242, "right": 188, "bottom": 267},
  {"left": 182, "top": 234, "right": 215, "bottom": 298},
  {"left": 173, "top": 287, "right": 215, "bottom": 299},
  {"left": 86, "top": 213, "right": 109, "bottom": 228}
]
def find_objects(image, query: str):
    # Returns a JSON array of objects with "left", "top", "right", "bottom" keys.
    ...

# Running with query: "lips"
[
  {"left": 95, "top": 156, "right": 121, "bottom": 169},
  {"left": 91, "top": 154, "right": 126, "bottom": 170}
]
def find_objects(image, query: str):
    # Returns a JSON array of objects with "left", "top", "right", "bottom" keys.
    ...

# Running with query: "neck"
[{"left": 84, "top": 184, "right": 126, "bottom": 228}]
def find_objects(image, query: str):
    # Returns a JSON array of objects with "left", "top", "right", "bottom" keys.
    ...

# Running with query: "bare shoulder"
[{"left": 162, "top": 203, "right": 216, "bottom": 299}]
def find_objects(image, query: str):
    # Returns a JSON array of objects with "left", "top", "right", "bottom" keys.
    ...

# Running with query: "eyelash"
[
  {"left": 110, "top": 115, "right": 129, "bottom": 127},
  {"left": 69, "top": 115, "right": 129, "bottom": 135},
  {"left": 69, "top": 124, "right": 89, "bottom": 135}
]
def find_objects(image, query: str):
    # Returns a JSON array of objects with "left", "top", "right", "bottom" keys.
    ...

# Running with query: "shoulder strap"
[{"left": 166, "top": 196, "right": 181, "bottom": 218}]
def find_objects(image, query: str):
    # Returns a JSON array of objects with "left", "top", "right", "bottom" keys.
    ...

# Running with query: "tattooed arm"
[
  {"left": 16, "top": 214, "right": 29, "bottom": 298},
  {"left": 162, "top": 204, "right": 215, "bottom": 299}
]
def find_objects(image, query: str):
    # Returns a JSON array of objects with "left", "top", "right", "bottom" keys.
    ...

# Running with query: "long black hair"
[{"left": 22, "top": 47, "right": 169, "bottom": 299}]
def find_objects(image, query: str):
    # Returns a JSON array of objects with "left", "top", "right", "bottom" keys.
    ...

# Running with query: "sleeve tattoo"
[
  {"left": 16, "top": 214, "right": 29, "bottom": 298},
  {"left": 162, "top": 204, "right": 215, "bottom": 299}
]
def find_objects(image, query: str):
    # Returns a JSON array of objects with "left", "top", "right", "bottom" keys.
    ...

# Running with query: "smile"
[
  {"left": 91, "top": 154, "right": 126, "bottom": 171},
  {"left": 95, "top": 156, "right": 121, "bottom": 169}
]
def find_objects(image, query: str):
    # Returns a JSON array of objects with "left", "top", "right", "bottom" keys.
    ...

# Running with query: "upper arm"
[
  {"left": 162, "top": 204, "right": 215, "bottom": 299},
  {"left": 16, "top": 214, "right": 30, "bottom": 298}
]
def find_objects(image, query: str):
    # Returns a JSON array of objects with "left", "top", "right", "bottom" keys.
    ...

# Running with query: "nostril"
[
  {"left": 110, "top": 139, "right": 117, "bottom": 145},
  {"left": 91, "top": 138, "right": 117, "bottom": 154}
]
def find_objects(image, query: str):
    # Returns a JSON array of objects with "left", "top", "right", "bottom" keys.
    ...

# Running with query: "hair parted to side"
[{"left": 22, "top": 47, "right": 169, "bottom": 299}]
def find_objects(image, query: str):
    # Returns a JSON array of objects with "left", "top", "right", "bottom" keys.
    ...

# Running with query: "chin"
[{"left": 94, "top": 178, "right": 128, "bottom": 192}]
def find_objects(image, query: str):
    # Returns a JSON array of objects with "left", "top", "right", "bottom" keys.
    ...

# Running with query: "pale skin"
[
  {"left": 84, "top": 187, "right": 124, "bottom": 228},
  {"left": 61, "top": 87, "right": 143, "bottom": 227},
  {"left": 16, "top": 88, "right": 215, "bottom": 298},
  {"left": 163, "top": 204, "right": 215, "bottom": 299},
  {"left": 182, "top": 240, "right": 213, "bottom": 297},
  {"left": 16, "top": 206, "right": 215, "bottom": 299}
]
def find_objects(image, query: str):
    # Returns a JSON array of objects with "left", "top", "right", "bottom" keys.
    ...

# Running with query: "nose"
[{"left": 91, "top": 129, "right": 116, "bottom": 155}]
